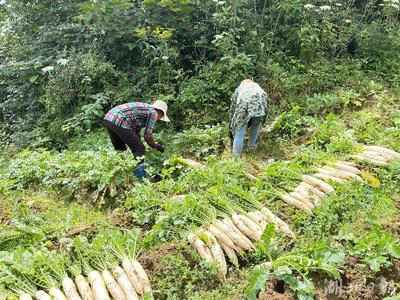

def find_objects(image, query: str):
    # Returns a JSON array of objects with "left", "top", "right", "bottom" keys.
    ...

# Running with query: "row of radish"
[
  {"left": 185, "top": 145, "right": 400, "bottom": 276},
  {"left": 280, "top": 160, "right": 363, "bottom": 213},
  {"left": 280, "top": 145, "right": 400, "bottom": 213},
  {"left": 187, "top": 207, "right": 295, "bottom": 278},
  {"left": 17, "top": 259, "right": 151, "bottom": 300},
  {"left": 352, "top": 145, "right": 400, "bottom": 166}
]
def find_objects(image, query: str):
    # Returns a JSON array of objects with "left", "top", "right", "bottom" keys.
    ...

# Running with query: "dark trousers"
[{"left": 102, "top": 120, "right": 145, "bottom": 159}]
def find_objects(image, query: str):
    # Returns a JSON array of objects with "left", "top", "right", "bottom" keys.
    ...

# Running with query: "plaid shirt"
[{"left": 104, "top": 102, "right": 157, "bottom": 137}]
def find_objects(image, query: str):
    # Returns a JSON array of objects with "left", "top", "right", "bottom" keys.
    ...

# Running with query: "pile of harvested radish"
[
  {"left": 352, "top": 145, "right": 400, "bottom": 166},
  {"left": 187, "top": 207, "right": 295, "bottom": 278},
  {"left": 18, "top": 259, "right": 151, "bottom": 300},
  {"left": 185, "top": 145, "right": 399, "bottom": 276},
  {"left": 280, "top": 160, "right": 364, "bottom": 213},
  {"left": 184, "top": 146, "right": 399, "bottom": 277}
]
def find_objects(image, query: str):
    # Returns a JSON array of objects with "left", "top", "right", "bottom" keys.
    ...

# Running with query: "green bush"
[
  {"left": 169, "top": 124, "right": 229, "bottom": 159},
  {"left": 1, "top": 148, "right": 137, "bottom": 204}
]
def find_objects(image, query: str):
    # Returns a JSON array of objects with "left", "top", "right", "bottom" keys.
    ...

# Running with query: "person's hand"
[{"left": 155, "top": 144, "right": 165, "bottom": 153}]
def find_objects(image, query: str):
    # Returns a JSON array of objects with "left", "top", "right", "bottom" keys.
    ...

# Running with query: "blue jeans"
[
  {"left": 132, "top": 162, "right": 148, "bottom": 180},
  {"left": 232, "top": 117, "right": 261, "bottom": 158}
]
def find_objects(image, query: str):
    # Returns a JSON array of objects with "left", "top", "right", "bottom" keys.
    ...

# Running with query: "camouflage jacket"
[{"left": 229, "top": 81, "right": 268, "bottom": 134}]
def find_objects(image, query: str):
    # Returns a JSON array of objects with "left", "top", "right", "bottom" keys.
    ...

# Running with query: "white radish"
[
  {"left": 352, "top": 154, "right": 388, "bottom": 166},
  {"left": 295, "top": 187, "right": 322, "bottom": 206},
  {"left": 180, "top": 158, "right": 207, "bottom": 169},
  {"left": 321, "top": 166, "right": 365, "bottom": 183},
  {"left": 232, "top": 213, "right": 259, "bottom": 241},
  {"left": 245, "top": 211, "right": 263, "bottom": 227},
  {"left": 238, "top": 214, "right": 262, "bottom": 240},
  {"left": 336, "top": 160, "right": 356, "bottom": 166},
  {"left": 332, "top": 162, "right": 362, "bottom": 175},
  {"left": 208, "top": 225, "right": 236, "bottom": 249},
  {"left": 318, "top": 167, "right": 349, "bottom": 179},
  {"left": 363, "top": 149, "right": 393, "bottom": 161},
  {"left": 169, "top": 195, "right": 187, "bottom": 202},
  {"left": 62, "top": 277, "right": 82, "bottom": 300},
  {"left": 289, "top": 191, "right": 315, "bottom": 209},
  {"left": 19, "top": 293, "right": 33, "bottom": 300},
  {"left": 112, "top": 266, "right": 139, "bottom": 300},
  {"left": 299, "top": 182, "right": 326, "bottom": 199},
  {"left": 122, "top": 259, "right": 144, "bottom": 295},
  {"left": 201, "top": 230, "right": 228, "bottom": 278},
  {"left": 360, "top": 151, "right": 389, "bottom": 162},
  {"left": 101, "top": 270, "right": 126, "bottom": 300},
  {"left": 244, "top": 172, "right": 259, "bottom": 181},
  {"left": 222, "top": 218, "right": 255, "bottom": 250},
  {"left": 302, "top": 175, "right": 335, "bottom": 193},
  {"left": 214, "top": 220, "right": 249, "bottom": 251},
  {"left": 188, "top": 233, "right": 214, "bottom": 263},
  {"left": 255, "top": 262, "right": 273, "bottom": 269},
  {"left": 87, "top": 270, "right": 110, "bottom": 300},
  {"left": 363, "top": 145, "right": 400, "bottom": 159},
  {"left": 220, "top": 241, "right": 239, "bottom": 267},
  {"left": 49, "top": 287, "right": 67, "bottom": 300},
  {"left": 131, "top": 260, "right": 151, "bottom": 294},
  {"left": 281, "top": 194, "right": 313, "bottom": 214},
  {"left": 260, "top": 207, "right": 295, "bottom": 238},
  {"left": 314, "top": 173, "right": 345, "bottom": 184},
  {"left": 248, "top": 211, "right": 268, "bottom": 228},
  {"left": 295, "top": 184, "right": 322, "bottom": 201},
  {"left": 75, "top": 275, "right": 95, "bottom": 300},
  {"left": 36, "top": 291, "right": 51, "bottom": 300}
]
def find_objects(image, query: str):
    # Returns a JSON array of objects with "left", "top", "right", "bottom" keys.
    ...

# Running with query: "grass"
[{"left": 0, "top": 88, "right": 399, "bottom": 299}]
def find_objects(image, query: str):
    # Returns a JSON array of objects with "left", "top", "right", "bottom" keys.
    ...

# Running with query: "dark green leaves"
[{"left": 245, "top": 267, "right": 270, "bottom": 300}]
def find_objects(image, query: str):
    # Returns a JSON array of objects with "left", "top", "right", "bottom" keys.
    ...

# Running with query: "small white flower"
[
  {"left": 57, "top": 58, "right": 69, "bottom": 66},
  {"left": 344, "top": 19, "right": 352, "bottom": 24},
  {"left": 41, "top": 66, "right": 54, "bottom": 73},
  {"left": 320, "top": 5, "right": 332, "bottom": 11},
  {"left": 162, "top": 56, "right": 169, "bottom": 60},
  {"left": 335, "top": 3, "right": 343, "bottom": 6},
  {"left": 212, "top": 34, "right": 224, "bottom": 43},
  {"left": 304, "top": 4, "right": 314, "bottom": 9},
  {"left": 82, "top": 76, "right": 91, "bottom": 82}
]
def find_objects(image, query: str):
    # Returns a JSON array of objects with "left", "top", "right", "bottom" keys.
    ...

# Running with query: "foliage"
[
  {"left": 338, "top": 225, "right": 400, "bottom": 272},
  {"left": 168, "top": 124, "right": 229, "bottom": 159},
  {"left": 0, "top": 148, "right": 138, "bottom": 204},
  {"left": 1, "top": 0, "right": 400, "bottom": 145},
  {"left": 1, "top": 0, "right": 400, "bottom": 298},
  {"left": 151, "top": 251, "right": 221, "bottom": 299},
  {"left": 246, "top": 224, "right": 344, "bottom": 300}
]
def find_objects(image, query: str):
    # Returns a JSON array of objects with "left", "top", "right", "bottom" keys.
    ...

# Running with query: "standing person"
[
  {"left": 103, "top": 100, "right": 170, "bottom": 179},
  {"left": 229, "top": 79, "right": 268, "bottom": 158}
]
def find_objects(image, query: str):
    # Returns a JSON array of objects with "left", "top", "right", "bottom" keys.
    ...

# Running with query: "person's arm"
[
  {"left": 229, "top": 89, "right": 239, "bottom": 120},
  {"left": 143, "top": 111, "right": 165, "bottom": 152},
  {"left": 144, "top": 135, "right": 156, "bottom": 148}
]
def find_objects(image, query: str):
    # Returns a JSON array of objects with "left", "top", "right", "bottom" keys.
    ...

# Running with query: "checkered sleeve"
[{"left": 143, "top": 110, "right": 157, "bottom": 137}]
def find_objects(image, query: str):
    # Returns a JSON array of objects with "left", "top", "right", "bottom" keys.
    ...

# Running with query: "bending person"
[
  {"left": 229, "top": 79, "right": 268, "bottom": 158},
  {"left": 103, "top": 100, "right": 170, "bottom": 179}
]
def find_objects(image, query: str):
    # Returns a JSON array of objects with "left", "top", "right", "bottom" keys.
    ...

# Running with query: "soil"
[
  {"left": 313, "top": 256, "right": 400, "bottom": 300},
  {"left": 257, "top": 255, "right": 400, "bottom": 300},
  {"left": 0, "top": 204, "right": 11, "bottom": 225},
  {"left": 109, "top": 207, "right": 134, "bottom": 227},
  {"left": 258, "top": 277, "right": 296, "bottom": 299},
  {"left": 138, "top": 243, "right": 192, "bottom": 273}
]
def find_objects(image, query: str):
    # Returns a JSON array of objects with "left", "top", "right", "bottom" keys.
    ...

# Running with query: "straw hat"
[{"left": 152, "top": 100, "right": 170, "bottom": 122}]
